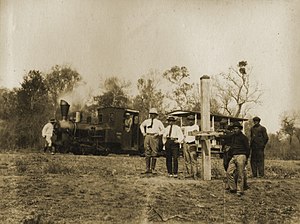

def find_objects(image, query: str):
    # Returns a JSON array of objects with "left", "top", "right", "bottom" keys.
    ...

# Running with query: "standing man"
[
  {"left": 226, "top": 122, "right": 250, "bottom": 196},
  {"left": 163, "top": 116, "right": 184, "bottom": 178},
  {"left": 250, "top": 116, "right": 269, "bottom": 178},
  {"left": 219, "top": 119, "right": 233, "bottom": 172},
  {"left": 42, "top": 118, "right": 56, "bottom": 155},
  {"left": 124, "top": 112, "right": 133, "bottom": 133},
  {"left": 140, "top": 108, "right": 164, "bottom": 174},
  {"left": 183, "top": 115, "right": 199, "bottom": 179}
]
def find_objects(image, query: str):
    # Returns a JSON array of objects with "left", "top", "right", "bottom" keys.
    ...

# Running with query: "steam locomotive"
[{"left": 53, "top": 100, "right": 143, "bottom": 155}]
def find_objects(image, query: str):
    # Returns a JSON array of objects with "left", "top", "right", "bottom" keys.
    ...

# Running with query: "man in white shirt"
[
  {"left": 163, "top": 116, "right": 184, "bottom": 178},
  {"left": 183, "top": 115, "right": 200, "bottom": 179},
  {"left": 42, "top": 118, "right": 56, "bottom": 154},
  {"left": 140, "top": 108, "right": 164, "bottom": 174}
]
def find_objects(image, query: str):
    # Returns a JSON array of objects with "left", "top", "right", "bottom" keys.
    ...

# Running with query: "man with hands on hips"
[{"left": 140, "top": 108, "right": 164, "bottom": 174}]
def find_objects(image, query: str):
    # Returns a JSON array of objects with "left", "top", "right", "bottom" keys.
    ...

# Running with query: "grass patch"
[
  {"left": 15, "top": 159, "right": 27, "bottom": 173},
  {"left": 43, "top": 161, "right": 74, "bottom": 175}
]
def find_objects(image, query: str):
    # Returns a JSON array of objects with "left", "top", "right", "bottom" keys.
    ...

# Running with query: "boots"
[
  {"left": 51, "top": 146, "right": 55, "bottom": 155},
  {"left": 144, "top": 157, "right": 151, "bottom": 174},
  {"left": 151, "top": 158, "right": 157, "bottom": 174}
]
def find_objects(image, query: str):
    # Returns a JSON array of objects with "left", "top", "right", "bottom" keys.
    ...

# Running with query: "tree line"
[{"left": 0, "top": 62, "right": 299, "bottom": 159}]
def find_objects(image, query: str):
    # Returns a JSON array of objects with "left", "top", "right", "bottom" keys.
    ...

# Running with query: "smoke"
[{"left": 58, "top": 78, "right": 103, "bottom": 111}]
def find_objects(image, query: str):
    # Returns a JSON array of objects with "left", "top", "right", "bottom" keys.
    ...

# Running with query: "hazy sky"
[{"left": 1, "top": 0, "right": 300, "bottom": 133}]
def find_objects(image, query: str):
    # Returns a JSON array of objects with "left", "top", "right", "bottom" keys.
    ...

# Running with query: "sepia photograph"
[{"left": 0, "top": 0, "right": 300, "bottom": 223}]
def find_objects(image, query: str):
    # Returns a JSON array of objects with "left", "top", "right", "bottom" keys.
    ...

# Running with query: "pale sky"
[{"left": 1, "top": 0, "right": 300, "bottom": 133}]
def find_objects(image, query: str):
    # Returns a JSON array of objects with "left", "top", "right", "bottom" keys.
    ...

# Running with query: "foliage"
[
  {"left": 213, "top": 61, "right": 262, "bottom": 117},
  {"left": 17, "top": 70, "right": 49, "bottom": 114},
  {"left": 163, "top": 66, "right": 195, "bottom": 110},
  {"left": 0, "top": 71, "right": 52, "bottom": 149},
  {"left": 280, "top": 112, "right": 298, "bottom": 144},
  {"left": 45, "top": 65, "right": 82, "bottom": 117},
  {"left": 132, "top": 71, "right": 165, "bottom": 121},
  {"left": 93, "top": 76, "right": 131, "bottom": 108},
  {"left": 15, "top": 159, "right": 27, "bottom": 173},
  {"left": 0, "top": 88, "right": 18, "bottom": 120},
  {"left": 43, "top": 161, "right": 74, "bottom": 174}
]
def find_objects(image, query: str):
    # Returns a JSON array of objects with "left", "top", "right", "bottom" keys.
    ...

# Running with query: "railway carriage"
[{"left": 167, "top": 110, "right": 248, "bottom": 154}]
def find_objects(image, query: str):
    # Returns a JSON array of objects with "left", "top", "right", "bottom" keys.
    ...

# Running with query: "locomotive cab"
[{"left": 97, "top": 107, "right": 141, "bottom": 154}]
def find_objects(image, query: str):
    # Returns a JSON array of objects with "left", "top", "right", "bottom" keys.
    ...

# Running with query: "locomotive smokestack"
[{"left": 60, "top": 100, "right": 70, "bottom": 121}]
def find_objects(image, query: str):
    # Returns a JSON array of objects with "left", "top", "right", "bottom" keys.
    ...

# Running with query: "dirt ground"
[{"left": 0, "top": 152, "right": 300, "bottom": 224}]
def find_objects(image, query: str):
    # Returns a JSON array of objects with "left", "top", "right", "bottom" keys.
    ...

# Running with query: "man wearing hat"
[
  {"left": 250, "top": 116, "right": 269, "bottom": 178},
  {"left": 124, "top": 112, "right": 133, "bottom": 133},
  {"left": 140, "top": 108, "right": 164, "bottom": 174},
  {"left": 226, "top": 121, "right": 250, "bottom": 196},
  {"left": 42, "top": 118, "right": 56, "bottom": 155},
  {"left": 183, "top": 115, "right": 200, "bottom": 179},
  {"left": 163, "top": 116, "right": 184, "bottom": 178}
]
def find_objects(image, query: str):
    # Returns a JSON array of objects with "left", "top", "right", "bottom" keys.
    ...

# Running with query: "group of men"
[
  {"left": 220, "top": 116, "right": 269, "bottom": 196},
  {"left": 140, "top": 108, "right": 269, "bottom": 197},
  {"left": 140, "top": 108, "right": 199, "bottom": 179}
]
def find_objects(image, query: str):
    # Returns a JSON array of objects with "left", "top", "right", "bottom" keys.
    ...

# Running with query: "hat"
[
  {"left": 50, "top": 118, "right": 56, "bottom": 123},
  {"left": 167, "top": 116, "right": 176, "bottom": 122},
  {"left": 187, "top": 115, "right": 195, "bottom": 120},
  {"left": 231, "top": 121, "right": 243, "bottom": 129},
  {"left": 149, "top": 108, "right": 158, "bottom": 114},
  {"left": 253, "top": 116, "right": 261, "bottom": 122}
]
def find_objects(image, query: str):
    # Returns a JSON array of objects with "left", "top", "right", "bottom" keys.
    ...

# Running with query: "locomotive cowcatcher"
[{"left": 53, "top": 100, "right": 143, "bottom": 155}]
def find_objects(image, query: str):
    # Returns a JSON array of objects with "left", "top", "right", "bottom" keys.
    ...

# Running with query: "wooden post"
[{"left": 200, "top": 75, "right": 211, "bottom": 180}]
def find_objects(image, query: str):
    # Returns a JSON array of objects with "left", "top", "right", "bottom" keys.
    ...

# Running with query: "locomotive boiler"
[{"left": 53, "top": 100, "right": 143, "bottom": 155}]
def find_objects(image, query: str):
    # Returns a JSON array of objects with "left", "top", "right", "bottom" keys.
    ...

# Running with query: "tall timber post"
[{"left": 200, "top": 75, "right": 212, "bottom": 180}]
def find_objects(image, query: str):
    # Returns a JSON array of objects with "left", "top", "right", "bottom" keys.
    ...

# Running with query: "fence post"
[{"left": 200, "top": 75, "right": 211, "bottom": 180}]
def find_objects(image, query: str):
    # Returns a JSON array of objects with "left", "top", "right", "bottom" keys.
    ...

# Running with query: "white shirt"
[
  {"left": 184, "top": 124, "right": 199, "bottom": 143},
  {"left": 42, "top": 122, "right": 54, "bottom": 137},
  {"left": 163, "top": 124, "right": 184, "bottom": 144},
  {"left": 140, "top": 118, "right": 164, "bottom": 135}
]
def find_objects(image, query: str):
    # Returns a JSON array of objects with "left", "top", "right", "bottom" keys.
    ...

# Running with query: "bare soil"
[{"left": 0, "top": 152, "right": 300, "bottom": 224}]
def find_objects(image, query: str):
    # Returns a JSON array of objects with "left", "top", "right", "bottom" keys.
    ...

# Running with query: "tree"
[
  {"left": 213, "top": 61, "right": 262, "bottom": 117},
  {"left": 133, "top": 71, "right": 165, "bottom": 121},
  {"left": 0, "top": 88, "right": 18, "bottom": 149},
  {"left": 0, "top": 88, "right": 18, "bottom": 120},
  {"left": 15, "top": 70, "right": 51, "bottom": 148},
  {"left": 18, "top": 70, "right": 49, "bottom": 113},
  {"left": 163, "top": 66, "right": 194, "bottom": 110},
  {"left": 93, "top": 76, "right": 131, "bottom": 108},
  {"left": 280, "top": 112, "right": 299, "bottom": 145},
  {"left": 45, "top": 65, "right": 82, "bottom": 116}
]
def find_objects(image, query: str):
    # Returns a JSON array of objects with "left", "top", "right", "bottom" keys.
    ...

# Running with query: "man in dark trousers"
[
  {"left": 250, "top": 116, "right": 269, "bottom": 178},
  {"left": 226, "top": 122, "right": 250, "bottom": 196},
  {"left": 163, "top": 116, "right": 184, "bottom": 178},
  {"left": 219, "top": 119, "right": 233, "bottom": 172}
]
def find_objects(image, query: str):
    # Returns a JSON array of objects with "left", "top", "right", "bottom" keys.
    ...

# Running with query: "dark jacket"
[
  {"left": 230, "top": 132, "right": 250, "bottom": 159},
  {"left": 250, "top": 124, "right": 269, "bottom": 149}
]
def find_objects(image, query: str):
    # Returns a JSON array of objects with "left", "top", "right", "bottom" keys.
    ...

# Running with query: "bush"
[
  {"left": 15, "top": 159, "right": 27, "bottom": 173},
  {"left": 43, "top": 161, "right": 73, "bottom": 174}
]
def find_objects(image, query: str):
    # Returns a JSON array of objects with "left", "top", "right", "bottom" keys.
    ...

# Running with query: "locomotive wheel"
[{"left": 99, "top": 147, "right": 110, "bottom": 156}]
